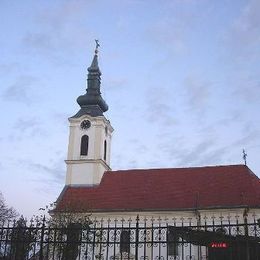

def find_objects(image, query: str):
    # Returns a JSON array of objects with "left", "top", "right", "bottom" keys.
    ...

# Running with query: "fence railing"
[{"left": 0, "top": 215, "right": 260, "bottom": 260}]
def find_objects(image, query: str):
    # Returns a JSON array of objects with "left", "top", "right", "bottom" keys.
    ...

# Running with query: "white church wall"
[
  {"left": 73, "top": 207, "right": 260, "bottom": 260},
  {"left": 89, "top": 207, "right": 260, "bottom": 225}
]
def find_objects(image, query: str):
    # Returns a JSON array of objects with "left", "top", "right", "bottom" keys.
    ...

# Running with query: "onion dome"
[{"left": 72, "top": 40, "right": 108, "bottom": 118}]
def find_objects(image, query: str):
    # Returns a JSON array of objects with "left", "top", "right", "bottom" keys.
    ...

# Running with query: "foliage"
[
  {"left": 38, "top": 201, "right": 92, "bottom": 260},
  {"left": 39, "top": 201, "right": 92, "bottom": 228},
  {"left": 0, "top": 191, "right": 18, "bottom": 223},
  {"left": 9, "top": 216, "right": 36, "bottom": 259}
]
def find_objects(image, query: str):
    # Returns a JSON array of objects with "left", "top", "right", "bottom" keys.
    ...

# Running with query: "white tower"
[{"left": 65, "top": 43, "right": 113, "bottom": 186}]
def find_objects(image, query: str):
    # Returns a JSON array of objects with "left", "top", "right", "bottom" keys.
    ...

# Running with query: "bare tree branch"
[{"left": 0, "top": 192, "right": 19, "bottom": 223}]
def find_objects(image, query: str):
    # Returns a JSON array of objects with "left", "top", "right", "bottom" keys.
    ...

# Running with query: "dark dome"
[{"left": 71, "top": 52, "right": 108, "bottom": 118}]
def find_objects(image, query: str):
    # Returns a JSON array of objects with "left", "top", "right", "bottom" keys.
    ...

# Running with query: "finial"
[
  {"left": 95, "top": 39, "right": 100, "bottom": 54},
  {"left": 242, "top": 149, "right": 247, "bottom": 165}
]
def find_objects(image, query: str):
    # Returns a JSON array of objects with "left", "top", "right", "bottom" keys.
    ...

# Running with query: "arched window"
[
  {"left": 80, "top": 135, "right": 89, "bottom": 156},
  {"left": 103, "top": 140, "right": 107, "bottom": 161}
]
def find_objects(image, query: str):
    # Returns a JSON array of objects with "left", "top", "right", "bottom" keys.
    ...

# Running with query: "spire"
[
  {"left": 72, "top": 40, "right": 108, "bottom": 118},
  {"left": 89, "top": 39, "right": 100, "bottom": 69}
]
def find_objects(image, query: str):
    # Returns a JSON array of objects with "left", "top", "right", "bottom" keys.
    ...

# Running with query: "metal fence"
[{"left": 0, "top": 214, "right": 260, "bottom": 260}]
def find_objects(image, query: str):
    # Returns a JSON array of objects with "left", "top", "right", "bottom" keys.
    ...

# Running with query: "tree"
[
  {"left": 38, "top": 202, "right": 92, "bottom": 260},
  {"left": 0, "top": 192, "right": 18, "bottom": 223},
  {"left": 9, "top": 216, "right": 35, "bottom": 260},
  {"left": 0, "top": 192, "right": 19, "bottom": 258}
]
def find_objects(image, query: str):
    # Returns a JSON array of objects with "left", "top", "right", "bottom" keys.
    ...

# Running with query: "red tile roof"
[{"left": 55, "top": 165, "right": 260, "bottom": 212}]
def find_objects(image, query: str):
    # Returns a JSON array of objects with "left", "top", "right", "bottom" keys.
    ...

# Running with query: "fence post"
[
  {"left": 39, "top": 215, "right": 46, "bottom": 260},
  {"left": 135, "top": 215, "right": 139, "bottom": 260},
  {"left": 243, "top": 208, "right": 250, "bottom": 260}
]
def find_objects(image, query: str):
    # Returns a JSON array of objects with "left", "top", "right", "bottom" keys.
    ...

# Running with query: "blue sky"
[{"left": 1, "top": 0, "right": 260, "bottom": 217}]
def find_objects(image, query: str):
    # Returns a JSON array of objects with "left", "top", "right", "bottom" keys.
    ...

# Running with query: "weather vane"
[
  {"left": 95, "top": 39, "right": 100, "bottom": 54},
  {"left": 242, "top": 149, "right": 247, "bottom": 166}
]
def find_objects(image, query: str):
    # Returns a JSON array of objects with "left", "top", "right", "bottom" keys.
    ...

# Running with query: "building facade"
[{"left": 55, "top": 45, "right": 260, "bottom": 260}]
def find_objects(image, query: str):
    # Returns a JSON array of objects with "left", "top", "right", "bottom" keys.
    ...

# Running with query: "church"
[{"left": 54, "top": 43, "right": 260, "bottom": 260}]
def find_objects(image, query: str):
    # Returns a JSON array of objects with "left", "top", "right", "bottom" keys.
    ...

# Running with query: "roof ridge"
[{"left": 106, "top": 164, "right": 246, "bottom": 174}]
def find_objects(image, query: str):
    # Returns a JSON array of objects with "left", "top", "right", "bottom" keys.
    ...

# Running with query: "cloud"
[
  {"left": 127, "top": 159, "right": 138, "bottom": 168},
  {"left": 196, "top": 146, "right": 229, "bottom": 166},
  {"left": 11, "top": 117, "right": 47, "bottom": 139},
  {"left": 0, "top": 63, "right": 20, "bottom": 75},
  {"left": 145, "top": 16, "right": 186, "bottom": 55},
  {"left": 183, "top": 75, "right": 212, "bottom": 113},
  {"left": 106, "top": 77, "right": 128, "bottom": 90},
  {"left": 52, "top": 112, "right": 70, "bottom": 128},
  {"left": 144, "top": 1, "right": 206, "bottom": 56},
  {"left": 3, "top": 117, "right": 48, "bottom": 142},
  {"left": 171, "top": 128, "right": 260, "bottom": 168},
  {"left": 153, "top": 127, "right": 235, "bottom": 168},
  {"left": 221, "top": 0, "right": 260, "bottom": 108},
  {"left": 30, "top": 162, "right": 65, "bottom": 185},
  {"left": 198, "top": 111, "right": 242, "bottom": 135},
  {"left": 145, "top": 86, "right": 177, "bottom": 126},
  {"left": 29, "top": 163, "right": 65, "bottom": 197},
  {"left": 2, "top": 76, "right": 38, "bottom": 105},
  {"left": 23, "top": 33, "right": 56, "bottom": 53},
  {"left": 14, "top": 118, "right": 40, "bottom": 132},
  {"left": 234, "top": 78, "right": 260, "bottom": 103},
  {"left": 225, "top": 0, "right": 260, "bottom": 62},
  {"left": 172, "top": 139, "right": 216, "bottom": 166},
  {"left": 22, "top": 0, "right": 92, "bottom": 62},
  {"left": 231, "top": 130, "right": 260, "bottom": 148},
  {"left": 20, "top": 157, "right": 66, "bottom": 195}
]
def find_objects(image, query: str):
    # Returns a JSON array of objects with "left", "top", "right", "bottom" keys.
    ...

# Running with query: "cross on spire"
[
  {"left": 95, "top": 39, "right": 100, "bottom": 54},
  {"left": 243, "top": 149, "right": 247, "bottom": 166}
]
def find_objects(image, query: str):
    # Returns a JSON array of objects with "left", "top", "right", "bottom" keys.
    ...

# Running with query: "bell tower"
[{"left": 65, "top": 41, "right": 113, "bottom": 186}]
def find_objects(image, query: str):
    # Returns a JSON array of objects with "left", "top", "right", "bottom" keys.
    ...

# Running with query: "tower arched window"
[
  {"left": 103, "top": 140, "right": 107, "bottom": 161},
  {"left": 80, "top": 135, "right": 89, "bottom": 156}
]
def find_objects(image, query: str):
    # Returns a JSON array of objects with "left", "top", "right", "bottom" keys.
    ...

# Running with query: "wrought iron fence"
[{"left": 0, "top": 214, "right": 260, "bottom": 260}]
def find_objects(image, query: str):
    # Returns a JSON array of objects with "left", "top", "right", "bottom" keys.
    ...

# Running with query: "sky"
[{"left": 0, "top": 0, "right": 260, "bottom": 218}]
